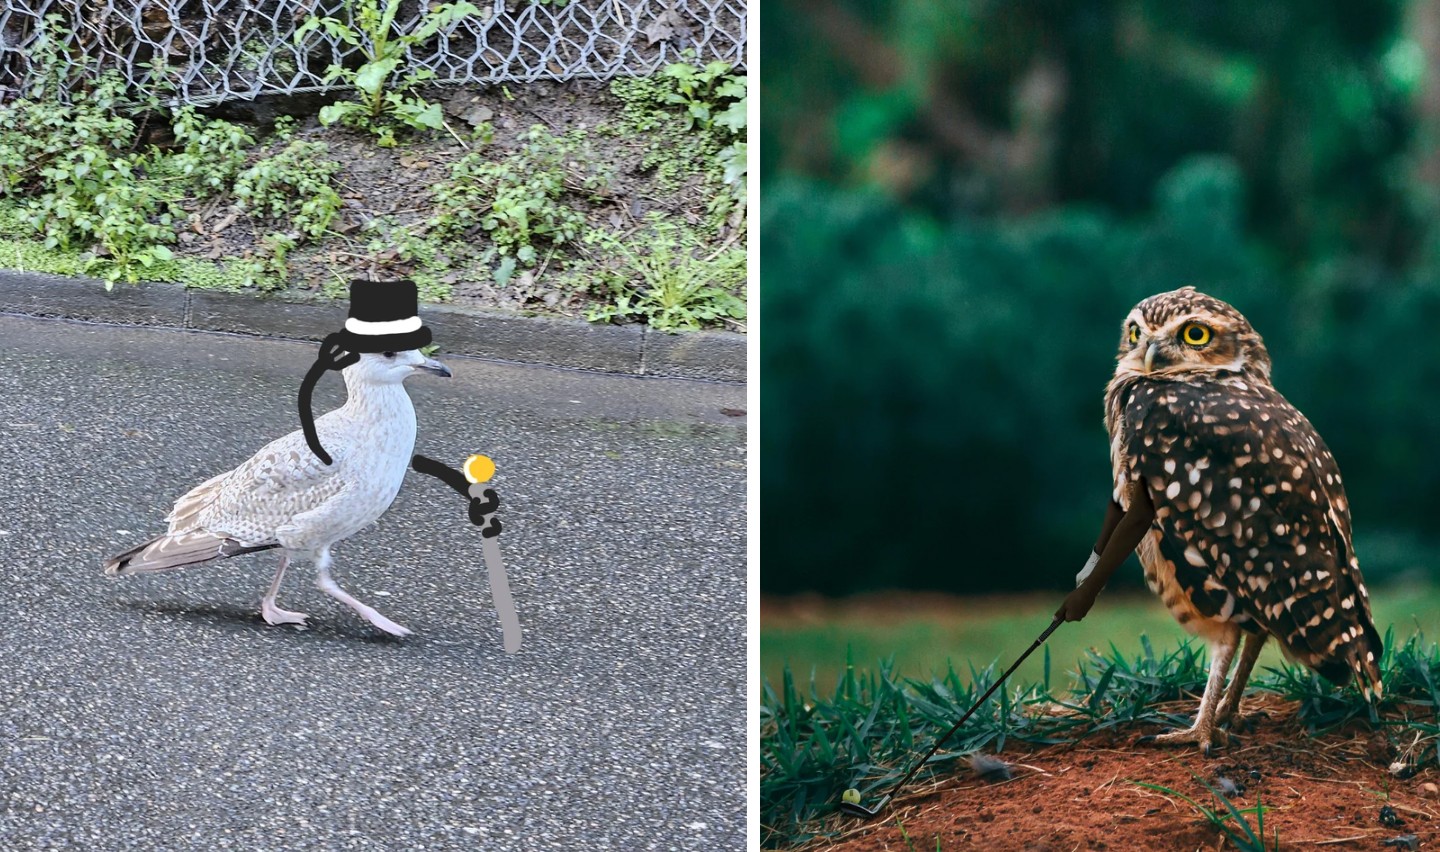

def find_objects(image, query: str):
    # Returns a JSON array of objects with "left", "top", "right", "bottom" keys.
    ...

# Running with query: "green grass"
[
  {"left": 0, "top": 208, "right": 280, "bottom": 292},
  {"left": 762, "top": 584, "right": 1440, "bottom": 695},
  {"left": 1134, "top": 777, "right": 1278, "bottom": 851},
  {"left": 760, "top": 588, "right": 1440, "bottom": 848}
]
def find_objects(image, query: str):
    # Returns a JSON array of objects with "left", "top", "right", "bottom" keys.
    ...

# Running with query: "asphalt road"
[{"left": 0, "top": 314, "right": 747, "bottom": 850}]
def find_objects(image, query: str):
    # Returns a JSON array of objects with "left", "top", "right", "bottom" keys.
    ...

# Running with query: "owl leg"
[
  {"left": 1142, "top": 624, "right": 1241, "bottom": 756},
  {"left": 1215, "top": 631, "right": 1267, "bottom": 730}
]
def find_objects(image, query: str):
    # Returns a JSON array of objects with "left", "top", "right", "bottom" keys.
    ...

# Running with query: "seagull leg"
[
  {"left": 260, "top": 553, "right": 309, "bottom": 627},
  {"left": 314, "top": 547, "right": 412, "bottom": 637}
]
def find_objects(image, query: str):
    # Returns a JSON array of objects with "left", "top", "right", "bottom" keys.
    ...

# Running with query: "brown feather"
[{"left": 103, "top": 531, "right": 277, "bottom": 576}]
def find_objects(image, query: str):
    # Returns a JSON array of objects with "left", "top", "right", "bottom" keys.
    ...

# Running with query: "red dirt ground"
[{"left": 802, "top": 695, "right": 1438, "bottom": 851}]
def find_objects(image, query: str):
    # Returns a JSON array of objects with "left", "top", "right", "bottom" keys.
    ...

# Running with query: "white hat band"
[{"left": 345, "top": 316, "right": 422, "bottom": 336}]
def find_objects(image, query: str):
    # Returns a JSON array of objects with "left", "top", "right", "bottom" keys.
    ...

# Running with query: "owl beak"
[{"left": 1143, "top": 342, "right": 1159, "bottom": 373}]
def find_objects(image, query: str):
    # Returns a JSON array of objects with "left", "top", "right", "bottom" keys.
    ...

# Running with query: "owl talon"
[
  {"left": 1139, "top": 725, "right": 1228, "bottom": 755},
  {"left": 1216, "top": 712, "right": 1257, "bottom": 734}
]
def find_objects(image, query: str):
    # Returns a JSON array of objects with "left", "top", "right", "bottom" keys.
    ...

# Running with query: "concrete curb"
[{"left": 0, "top": 270, "right": 746, "bottom": 383}]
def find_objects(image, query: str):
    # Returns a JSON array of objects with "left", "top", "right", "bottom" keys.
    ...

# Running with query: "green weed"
[
  {"left": 429, "top": 125, "right": 609, "bottom": 269},
  {"left": 1067, "top": 635, "right": 1210, "bottom": 732},
  {"left": 581, "top": 213, "right": 745, "bottom": 331},
  {"left": 296, "top": 0, "right": 480, "bottom": 146},
  {"left": 609, "top": 52, "right": 747, "bottom": 225},
  {"left": 1134, "top": 776, "right": 1277, "bottom": 851},
  {"left": 233, "top": 140, "right": 344, "bottom": 240},
  {"left": 158, "top": 107, "right": 256, "bottom": 194},
  {"left": 0, "top": 58, "right": 177, "bottom": 284}
]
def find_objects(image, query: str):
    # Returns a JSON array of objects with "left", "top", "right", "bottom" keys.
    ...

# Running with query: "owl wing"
[{"left": 1121, "top": 378, "right": 1383, "bottom": 692}]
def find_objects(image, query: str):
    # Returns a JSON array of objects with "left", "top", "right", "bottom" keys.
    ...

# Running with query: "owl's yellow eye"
[
  {"left": 1181, "top": 323, "right": 1212, "bottom": 347},
  {"left": 1128, "top": 324, "right": 1140, "bottom": 345}
]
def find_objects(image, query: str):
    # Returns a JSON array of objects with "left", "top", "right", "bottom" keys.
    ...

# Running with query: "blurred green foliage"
[
  {"left": 761, "top": 0, "right": 1424, "bottom": 265},
  {"left": 763, "top": 0, "right": 1440, "bottom": 594},
  {"left": 764, "top": 154, "right": 1440, "bottom": 594}
]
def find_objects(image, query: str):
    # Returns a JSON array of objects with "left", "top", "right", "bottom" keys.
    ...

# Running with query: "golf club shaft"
[{"left": 872, "top": 617, "right": 1062, "bottom": 807}]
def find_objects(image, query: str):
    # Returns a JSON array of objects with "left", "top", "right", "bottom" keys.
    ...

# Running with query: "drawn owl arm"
[
  {"left": 1057, "top": 483, "right": 1155, "bottom": 622},
  {"left": 1092, "top": 499, "right": 1125, "bottom": 555},
  {"left": 1073, "top": 500, "right": 1124, "bottom": 585}
]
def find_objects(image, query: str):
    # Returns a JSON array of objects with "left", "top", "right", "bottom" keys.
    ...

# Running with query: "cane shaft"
[{"left": 483, "top": 534, "right": 522, "bottom": 654}]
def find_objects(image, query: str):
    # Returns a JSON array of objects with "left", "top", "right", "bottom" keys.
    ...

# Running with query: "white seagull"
[{"left": 103, "top": 349, "right": 451, "bottom": 636}]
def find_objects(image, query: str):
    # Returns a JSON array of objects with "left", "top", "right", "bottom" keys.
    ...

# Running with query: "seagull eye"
[{"left": 383, "top": 351, "right": 396, "bottom": 359}]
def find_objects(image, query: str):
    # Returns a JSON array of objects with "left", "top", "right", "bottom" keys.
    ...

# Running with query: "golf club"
[{"left": 839, "top": 616, "right": 1063, "bottom": 819}]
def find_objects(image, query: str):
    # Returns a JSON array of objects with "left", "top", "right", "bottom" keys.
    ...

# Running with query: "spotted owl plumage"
[{"left": 1105, "top": 287, "right": 1383, "bottom": 697}]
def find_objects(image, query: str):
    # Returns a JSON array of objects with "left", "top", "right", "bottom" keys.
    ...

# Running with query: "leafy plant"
[
  {"left": 609, "top": 53, "right": 747, "bottom": 225},
  {"left": 31, "top": 147, "right": 176, "bottom": 283},
  {"left": 161, "top": 106, "right": 256, "bottom": 194},
  {"left": 233, "top": 140, "right": 344, "bottom": 239},
  {"left": 0, "top": 21, "right": 267, "bottom": 286},
  {"left": 581, "top": 214, "right": 745, "bottom": 331},
  {"left": 296, "top": 0, "right": 480, "bottom": 145},
  {"left": 656, "top": 56, "right": 747, "bottom": 135},
  {"left": 0, "top": 71, "right": 135, "bottom": 199},
  {"left": 717, "top": 140, "right": 747, "bottom": 212},
  {"left": 430, "top": 125, "right": 608, "bottom": 267},
  {"left": 0, "top": 62, "right": 185, "bottom": 285}
]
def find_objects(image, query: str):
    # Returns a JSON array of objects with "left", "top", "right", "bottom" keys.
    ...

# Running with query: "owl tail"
[
  {"left": 1311, "top": 620, "right": 1385, "bottom": 702},
  {"left": 1354, "top": 629, "right": 1385, "bottom": 703}
]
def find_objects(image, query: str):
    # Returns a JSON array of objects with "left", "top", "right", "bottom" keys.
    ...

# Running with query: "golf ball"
[{"left": 842, "top": 788, "right": 861, "bottom": 805}]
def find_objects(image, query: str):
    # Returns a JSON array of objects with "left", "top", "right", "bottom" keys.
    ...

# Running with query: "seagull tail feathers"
[{"left": 103, "top": 532, "right": 277, "bottom": 576}]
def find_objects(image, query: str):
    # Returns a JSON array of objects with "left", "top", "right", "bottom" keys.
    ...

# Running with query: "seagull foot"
[
  {"left": 261, "top": 599, "right": 310, "bottom": 628},
  {"left": 357, "top": 607, "right": 412, "bottom": 637},
  {"left": 315, "top": 572, "right": 411, "bottom": 637}
]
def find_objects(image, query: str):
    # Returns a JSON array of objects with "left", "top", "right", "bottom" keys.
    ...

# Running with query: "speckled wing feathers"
[
  {"left": 1116, "top": 375, "right": 1383, "bottom": 693},
  {"left": 193, "top": 420, "right": 350, "bottom": 547}
]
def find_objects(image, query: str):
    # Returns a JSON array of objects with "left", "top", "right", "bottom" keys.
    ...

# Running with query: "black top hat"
[
  {"left": 298, "top": 280, "right": 433, "bottom": 464},
  {"left": 334, "top": 278, "right": 433, "bottom": 353}
]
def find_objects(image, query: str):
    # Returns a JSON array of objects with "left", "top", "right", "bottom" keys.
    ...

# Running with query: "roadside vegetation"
[{"left": 0, "top": 15, "right": 747, "bottom": 333}]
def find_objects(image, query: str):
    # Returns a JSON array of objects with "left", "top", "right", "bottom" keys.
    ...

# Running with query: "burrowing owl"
[{"left": 1084, "top": 287, "right": 1383, "bottom": 753}]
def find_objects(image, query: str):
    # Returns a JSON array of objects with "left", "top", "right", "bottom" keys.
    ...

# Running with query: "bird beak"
[
  {"left": 416, "top": 357, "right": 452, "bottom": 378},
  {"left": 1143, "top": 342, "right": 1159, "bottom": 373}
]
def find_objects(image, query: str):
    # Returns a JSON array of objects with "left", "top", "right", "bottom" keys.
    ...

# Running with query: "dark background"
[{"left": 762, "top": 0, "right": 1440, "bottom": 596}]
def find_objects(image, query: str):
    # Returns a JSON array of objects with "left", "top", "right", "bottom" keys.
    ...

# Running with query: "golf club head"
[{"left": 838, "top": 794, "right": 890, "bottom": 819}]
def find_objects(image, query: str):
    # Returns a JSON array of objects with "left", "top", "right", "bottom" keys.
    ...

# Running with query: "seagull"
[{"left": 103, "top": 349, "right": 452, "bottom": 636}]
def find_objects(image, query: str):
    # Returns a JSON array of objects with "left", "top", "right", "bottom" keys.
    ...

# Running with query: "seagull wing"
[{"left": 193, "top": 418, "right": 353, "bottom": 546}]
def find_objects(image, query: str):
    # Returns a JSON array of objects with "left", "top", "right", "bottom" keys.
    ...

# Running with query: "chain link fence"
[{"left": 0, "top": 0, "right": 746, "bottom": 106}]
